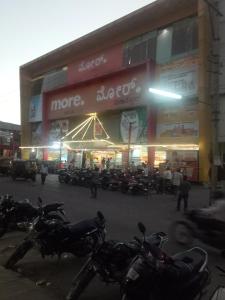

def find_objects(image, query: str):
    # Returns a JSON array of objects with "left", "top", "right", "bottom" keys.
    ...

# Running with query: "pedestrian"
[
  {"left": 101, "top": 157, "right": 106, "bottom": 170},
  {"left": 163, "top": 167, "right": 172, "bottom": 193},
  {"left": 172, "top": 168, "right": 183, "bottom": 195},
  {"left": 106, "top": 158, "right": 110, "bottom": 170},
  {"left": 177, "top": 175, "right": 191, "bottom": 212},
  {"left": 90, "top": 167, "right": 99, "bottom": 198},
  {"left": 40, "top": 163, "right": 48, "bottom": 185}
]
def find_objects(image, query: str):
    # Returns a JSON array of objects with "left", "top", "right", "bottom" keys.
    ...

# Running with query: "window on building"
[
  {"left": 172, "top": 17, "right": 198, "bottom": 57},
  {"left": 156, "top": 27, "right": 173, "bottom": 64},
  {"left": 123, "top": 31, "right": 156, "bottom": 66}
]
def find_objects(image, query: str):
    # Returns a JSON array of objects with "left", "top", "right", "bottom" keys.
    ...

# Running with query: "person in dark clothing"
[
  {"left": 90, "top": 167, "right": 99, "bottom": 198},
  {"left": 177, "top": 175, "right": 191, "bottom": 212}
]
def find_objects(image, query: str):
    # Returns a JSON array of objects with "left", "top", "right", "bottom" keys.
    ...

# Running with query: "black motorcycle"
[
  {"left": 0, "top": 195, "right": 65, "bottom": 238},
  {"left": 121, "top": 222, "right": 209, "bottom": 300},
  {"left": 58, "top": 169, "right": 71, "bottom": 183},
  {"left": 66, "top": 229, "right": 167, "bottom": 300},
  {"left": 170, "top": 207, "right": 225, "bottom": 257},
  {"left": 5, "top": 211, "right": 105, "bottom": 269}
]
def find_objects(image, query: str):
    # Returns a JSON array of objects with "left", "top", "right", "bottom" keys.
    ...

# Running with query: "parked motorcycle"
[
  {"left": 66, "top": 227, "right": 167, "bottom": 300},
  {"left": 58, "top": 169, "right": 71, "bottom": 183},
  {"left": 170, "top": 207, "right": 225, "bottom": 257},
  {"left": 121, "top": 222, "right": 209, "bottom": 300},
  {"left": 5, "top": 211, "right": 105, "bottom": 269},
  {"left": 0, "top": 195, "right": 65, "bottom": 238},
  {"left": 128, "top": 177, "right": 148, "bottom": 195}
]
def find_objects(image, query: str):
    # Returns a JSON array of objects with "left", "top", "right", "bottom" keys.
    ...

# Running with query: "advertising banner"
[
  {"left": 29, "top": 95, "right": 42, "bottom": 122},
  {"left": 120, "top": 109, "right": 147, "bottom": 144},
  {"left": 159, "top": 65, "right": 198, "bottom": 98},
  {"left": 68, "top": 44, "right": 123, "bottom": 84},
  {"left": 47, "top": 67, "right": 147, "bottom": 119},
  {"left": 31, "top": 123, "right": 43, "bottom": 145},
  {"left": 48, "top": 120, "right": 69, "bottom": 144},
  {"left": 156, "top": 104, "right": 199, "bottom": 142}
]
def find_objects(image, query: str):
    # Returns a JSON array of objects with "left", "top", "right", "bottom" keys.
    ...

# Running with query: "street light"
[{"left": 149, "top": 88, "right": 182, "bottom": 100}]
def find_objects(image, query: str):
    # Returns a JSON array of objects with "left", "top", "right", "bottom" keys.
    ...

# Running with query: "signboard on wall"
[
  {"left": 156, "top": 104, "right": 199, "bottom": 142},
  {"left": 29, "top": 95, "right": 42, "bottom": 122},
  {"left": 120, "top": 109, "right": 147, "bottom": 143},
  {"left": 159, "top": 65, "right": 198, "bottom": 98},
  {"left": 47, "top": 68, "right": 147, "bottom": 119},
  {"left": 48, "top": 120, "right": 69, "bottom": 144},
  {"left": 68, "top": 44, "right": 124, "bottom": 84},
  {"left": 157, "top": 121, "right": 199, "bottom": 138}
]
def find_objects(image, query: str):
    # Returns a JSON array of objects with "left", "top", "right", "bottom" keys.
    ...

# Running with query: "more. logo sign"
[{"left": 51, "top": 96, "right": 84, "bottom": 111}]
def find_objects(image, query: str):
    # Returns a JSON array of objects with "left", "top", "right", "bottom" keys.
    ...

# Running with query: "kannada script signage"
[
  {"left": 48, "top": 68, "right": 147, "bottom": 119},
  {"left": 68, "top": 44, "right": 124, "bottom": 84}
]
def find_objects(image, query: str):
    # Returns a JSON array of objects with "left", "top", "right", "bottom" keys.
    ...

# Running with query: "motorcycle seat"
[
  {"left": 68, "top": 219, "right": 98, "bottom": 240},
  {"left": 172, "top": 249, "right": 205, "bottom": 277}
]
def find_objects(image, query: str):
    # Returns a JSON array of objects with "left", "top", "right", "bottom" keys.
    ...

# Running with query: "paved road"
[{"left": 0, "top": 174, "right": 224, "bottom": 300}]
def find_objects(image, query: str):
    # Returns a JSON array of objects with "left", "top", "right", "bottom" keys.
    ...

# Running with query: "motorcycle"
[
  {"left": 5, "top": 211, "right": 105, "bottom": 269},
  {"left": 121, "top": 222, "right": 209, "bottom": 300},
  {"left": 66, "top": 228, "right": 167, "bottom": 300},
  {"left": 170, "top": 207, "right": 225, "bottom": 257},
  {"left": 0, "top": 195, "right": 65, "bottom": 238},
  {"left": 58, "top": 169, "right": 71, "bottom": 183},
  {"left": 210, "top": 266, "right": 225, "bottom": 299},
  {"left": 128, "top": 177, "right": 148, "bottom": 195}
]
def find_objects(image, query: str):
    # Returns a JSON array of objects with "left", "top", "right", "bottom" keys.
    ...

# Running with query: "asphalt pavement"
[{"left": 0, "top": 174, "right": 224, "bottom": 300}]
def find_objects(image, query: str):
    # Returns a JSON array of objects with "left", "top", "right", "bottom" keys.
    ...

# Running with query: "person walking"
[
  {"left": 40, "top": 163, "right": 48, "bottom": 185},
  {"left": 172, "top": 168, "right": 183, "bottom": 195},
  {"left": 90, "top": 167, "right": 99, "bottom": 198},
  {"left": 177, "top": 175, "right": 191, "bottom": 212}
]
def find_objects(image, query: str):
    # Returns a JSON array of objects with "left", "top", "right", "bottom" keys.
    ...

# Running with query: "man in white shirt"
[{"left": 172, "top": 168, "right": 183, "bottom": 195}]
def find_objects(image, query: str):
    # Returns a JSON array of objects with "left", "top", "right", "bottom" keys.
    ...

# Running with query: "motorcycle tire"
[
  {"left": 170, "top": 220, "right": 194, "bottom": 246},
  {"left": 5, "top": 240, "right": 33, "bottom": 269},
  {"left": 66, "top": 260, "right": 96, "bottom": 300}
]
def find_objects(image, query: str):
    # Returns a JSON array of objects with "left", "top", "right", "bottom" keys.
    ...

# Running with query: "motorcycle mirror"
[{"left": 138, "top": 222, "right": 146, "bottom": 235}]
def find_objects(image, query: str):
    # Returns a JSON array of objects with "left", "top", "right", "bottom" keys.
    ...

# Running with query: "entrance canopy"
[{"left": 61, "top": 113, "right": 115, "bottom": 150}]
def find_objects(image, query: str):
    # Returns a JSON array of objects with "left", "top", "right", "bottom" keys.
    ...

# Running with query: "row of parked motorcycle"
[
  {"left": 0, "top": 194, "right": 224, "bottom": 299},
  {"left": 58, "top": 168, "right": 173, "bottom": 195}
]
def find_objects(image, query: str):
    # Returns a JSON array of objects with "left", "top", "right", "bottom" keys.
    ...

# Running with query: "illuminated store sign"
[
  {"left": 68, "top": 44, "right": 123, "bottom": 84},
  {"left": 48, "top": 68, "right": 147, "bottom": 119}
]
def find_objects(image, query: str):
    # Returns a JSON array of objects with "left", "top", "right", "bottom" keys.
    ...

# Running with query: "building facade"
[{"left": 20, "top": 0, "right": 212, "bottom": 182}]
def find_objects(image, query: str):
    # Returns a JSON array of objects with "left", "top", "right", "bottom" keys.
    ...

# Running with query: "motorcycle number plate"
[{"left": 127, "top": 268, "right": 139, "bottom": 281}]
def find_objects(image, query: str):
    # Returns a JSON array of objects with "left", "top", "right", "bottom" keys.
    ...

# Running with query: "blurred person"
[
  {"left": 40, "top": 163, "right": 48, "bottom": 185},
  {"left": 177, "top": 175, "right": 191, "bottom": 212},
  {"left": 172, "top": 168, "right": 183, "bottom": 195}
]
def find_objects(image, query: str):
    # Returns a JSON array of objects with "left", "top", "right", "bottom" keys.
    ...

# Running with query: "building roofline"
[{"left": 21, "top": 0, "right": 197, "bottom": 76}]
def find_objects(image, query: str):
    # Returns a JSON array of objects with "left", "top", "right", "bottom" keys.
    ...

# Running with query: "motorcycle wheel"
[
  {"left": 0, "top": 217, "right": 7, "bottom": 238},
  {"left": 66, "top": 260, "right": 96, "bottom": 300},
  {"left": 5, "top": 240, "right": 33, "bottom": 269},
  {"left": 170, "top": 221, "right": 194, "bottom": 246}
]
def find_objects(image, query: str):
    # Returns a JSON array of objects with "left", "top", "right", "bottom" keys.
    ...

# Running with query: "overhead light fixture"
[{"left": 149, "top": 88, "right": 182, "bottom": 100}]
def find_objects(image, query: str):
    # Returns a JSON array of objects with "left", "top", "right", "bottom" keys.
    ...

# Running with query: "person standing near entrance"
[
  {"left": 90, "top": 167, "right": 99, "bottom": 198},
  {"left": 177, "top": 175, "right": 191, "bottom": 212},
  {"left": 40, "top": 163, "right": 48, "bottom": 185},
  {"left": 172, "top": 168, "right": 183, "bottom": 195}
]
